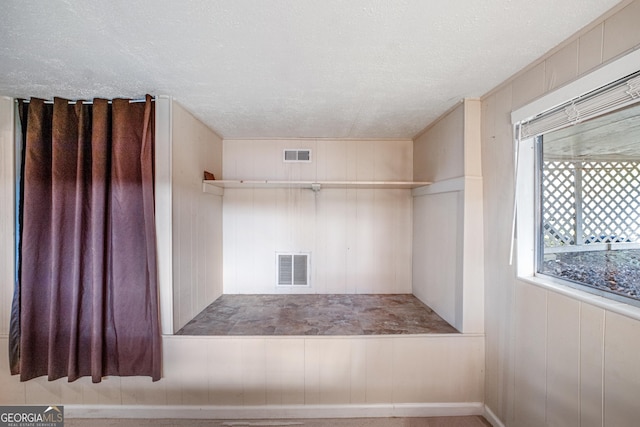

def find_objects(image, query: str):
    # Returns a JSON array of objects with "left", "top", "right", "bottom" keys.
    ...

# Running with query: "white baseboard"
[
  {"left": 65, "top": 402, "right": 484, "bottom": 419},
  {"left": 483, "top": 405, "right": 506, "bottom": 427}
]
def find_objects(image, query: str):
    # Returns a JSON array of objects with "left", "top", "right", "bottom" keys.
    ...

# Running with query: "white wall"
[
  {"left": 412, "top": 100, "right": 484, "bottom": 333},
  {"left": 222, "top": 139, "right": 413, "bottom": 294},
  {"left": 482, "top": 1, "right": 640, "bottom": 425},
  {"left": 171, "top": 101, "right": 223, "bottom": 331}
]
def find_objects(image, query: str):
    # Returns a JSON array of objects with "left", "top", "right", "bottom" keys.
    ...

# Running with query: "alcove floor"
[{"left": 176, "top": 294, "right": 457, "bottom": 336}]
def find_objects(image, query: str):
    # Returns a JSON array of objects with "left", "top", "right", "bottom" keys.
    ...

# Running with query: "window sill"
[{"left": 518, "top": 274, "right": 640, "bottom": 322}]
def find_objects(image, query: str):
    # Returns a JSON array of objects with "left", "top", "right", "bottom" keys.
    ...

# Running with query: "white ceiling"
[{"left": 0, "top": 0, "right": 622, "bottom": 139}]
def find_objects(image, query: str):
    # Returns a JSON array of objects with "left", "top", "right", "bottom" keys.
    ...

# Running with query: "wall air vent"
[
  {"left": 283, "top": 149, "right": 312, "bottom": 163},
  {"left": 277, "top": 253, "right": 310, "bottom": 286}
]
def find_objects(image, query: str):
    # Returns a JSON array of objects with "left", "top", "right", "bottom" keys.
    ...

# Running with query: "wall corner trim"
[
  {"left": 154, "top": 95, "right": 174, "bottom": 334},
  {"left": 483, "top": 405, "right": 506, "bottom": 427}
]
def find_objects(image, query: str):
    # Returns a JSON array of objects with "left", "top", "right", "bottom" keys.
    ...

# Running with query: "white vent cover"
[
  {"left": 277, "top": 253, "right": 310, "bottom": 286},
  {"left": 283, "top": 149, "right": 311, "bottom": 162}
]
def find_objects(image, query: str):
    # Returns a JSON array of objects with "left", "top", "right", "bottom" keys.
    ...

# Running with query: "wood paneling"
[
  {"left": 412, "top": 99, "right": 484, "bottom": 334},
  {"left": 604, "top": 312, "right": 640, "bottom": 426},
  {"left": 171, "top": 101, "right": 223, "bottom": 330},
  {"left": 413, "top": 104, "right": 464, "bottom": 183},
  {"left": 412, "top": 191, "right": 460, "bottom": 327},
  {"left": 546, "top": 293, "right": 580, "bottom": 427},
  {"left": 545, "top": 40, "right": 579, "bottom": 92},
  {"left": 482, "top": 3, "right": 640, "bottom": 425},
  {"left": 222, "top": 139, "right": 413, "bottom": 294},
  {"left": 512, "top": 282, "right": 547, "bottom": 427},
  {"left": 580, "top": 304, "right": 604, "bottom": 427},
  {"left": 603, "top": 1, "right": 640, "bottom": 61},
  {"left": 0, "top": 335, "right": 485, "bottom": 409}
]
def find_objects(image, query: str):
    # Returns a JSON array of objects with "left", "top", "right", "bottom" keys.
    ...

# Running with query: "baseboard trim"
[
  {"left": 65, "top": 402, "right": 484, "bottom": 419},
  {"left": 483, "top": 405, "right": 506, "bottom": 427}
]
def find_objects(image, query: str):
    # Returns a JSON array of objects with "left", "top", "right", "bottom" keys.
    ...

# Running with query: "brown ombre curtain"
[{"left": 10, "top": 96, "right": 161, "bottom": 383}]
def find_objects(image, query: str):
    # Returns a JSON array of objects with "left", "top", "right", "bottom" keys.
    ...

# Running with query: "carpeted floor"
[{"left": 176, "top": 294, "right": 458, "bottom": 336}]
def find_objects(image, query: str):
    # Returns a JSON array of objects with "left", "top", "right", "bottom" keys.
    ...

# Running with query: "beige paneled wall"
[
  {"left": 223, "top": 138, "right": 413, "bottom": 181},
  {"left": 0, "top": 335, "right": 485, "bottom": 412},
  {"left": 171, "top": 101, "right": 224, "bottom": 330},
  {"left": 222, "top": 139, "right": 413, "bottom": 294},
  {"left": 481, "top": 1, "right": 640, "bottom": 425},
  {"left": 413, "top": 104, "right": 464, "bottom": 183},
  {"left": 412, "top": 105, "right": 464, "bottom": 327},
  {"left": 0, "top": 100, "right": 485, "bottom": 417},
  {"left": 412, "top": 100, "right": 484, "bottom": 334},
  {"left": 412, "top": 191, "right": 461, "bottom": 326}
]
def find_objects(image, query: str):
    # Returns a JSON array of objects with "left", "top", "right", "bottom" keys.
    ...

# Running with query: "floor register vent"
[{"left": 277, "top": 253, "right": 310, "bottom": 286}]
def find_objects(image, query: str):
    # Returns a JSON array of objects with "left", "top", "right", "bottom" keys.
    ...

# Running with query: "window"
[
  {"left": 512, "top": 52, "right": 640, "bottom": 308},
  {"left": 536, "top": 102, "right": 640, "bottom": 304}
]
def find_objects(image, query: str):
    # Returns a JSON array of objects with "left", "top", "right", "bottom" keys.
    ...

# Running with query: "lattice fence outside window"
[
  {"left": 542, "top": 161, "right": 577, "bottom": 247},
  {"left": 542, "top": 160, "right": 640, "bottom": 247}
]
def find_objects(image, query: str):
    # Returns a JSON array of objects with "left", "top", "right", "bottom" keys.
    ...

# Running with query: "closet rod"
[{"left": 16, "top": 97, "right": 153, "bottom": 105}]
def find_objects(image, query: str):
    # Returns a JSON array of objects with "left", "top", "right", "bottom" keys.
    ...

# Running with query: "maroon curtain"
[{"left": 11, "top": 96, "right": 161, "bottom": 383}]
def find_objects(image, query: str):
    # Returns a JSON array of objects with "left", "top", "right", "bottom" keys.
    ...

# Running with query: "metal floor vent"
[
  {"left": 277, "top": 253, "right": 310, "bottom": 286},
  {"left": 283, "top": 149, "right": 311, "bottom": 162}
]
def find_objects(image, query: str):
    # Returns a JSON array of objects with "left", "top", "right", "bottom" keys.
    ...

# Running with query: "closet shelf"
[{"left": 202, "top": 179, "right": 431, "bottom": 195}]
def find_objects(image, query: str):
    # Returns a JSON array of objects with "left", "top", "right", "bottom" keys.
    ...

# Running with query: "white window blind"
[{"left": 518, "top": 71, "right": 640, "bottom": 139}]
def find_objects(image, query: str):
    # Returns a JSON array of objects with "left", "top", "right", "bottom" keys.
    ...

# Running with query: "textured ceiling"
[{"left": 0, "top": 0, "right": 623, "bottom": 139}]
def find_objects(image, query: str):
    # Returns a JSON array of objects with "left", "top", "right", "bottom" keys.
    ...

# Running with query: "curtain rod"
[{"left": 16, "top": 97, "right": 153, "bottom": 105}]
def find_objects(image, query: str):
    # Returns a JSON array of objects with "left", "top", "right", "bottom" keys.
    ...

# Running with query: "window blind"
[
  {"left": 518, "top": 71, "right": 640, "bottom": 139},
  {"left": 510, "top": 68, "right": 640, "bottom": 265}
]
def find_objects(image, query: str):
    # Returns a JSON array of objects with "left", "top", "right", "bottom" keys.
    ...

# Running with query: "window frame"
[
  {"left": 534, "top": 133, "right": 640, "bottom": 308},
  {"left": 512, "top": 49, "right": 640, "bottom": 320}
]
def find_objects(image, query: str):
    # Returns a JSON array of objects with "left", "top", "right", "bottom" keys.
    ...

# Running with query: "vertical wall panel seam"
[
  {"left": 578, "top": 302, "right": 582, "bottom": 427},
  {"left": 544, "top": 290, "right": 549, "bottom": 425},
  {"left": 169, "top": 98, "right": 174, "bottom": 332},
  {"left": 599, "top": 22, "right": 605, "bottom": 66},
  {"left": 577, "top": 37, "right": 582, "bottom": 81},
  {"left": 601, "top": 310, "right": 606, "bottom": 427},
  {"left": 303, "top": 338, "right": 308, "bottom": 405},
  {"left": 512, "top": 284, "right": 519, "bottom": 424}
]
